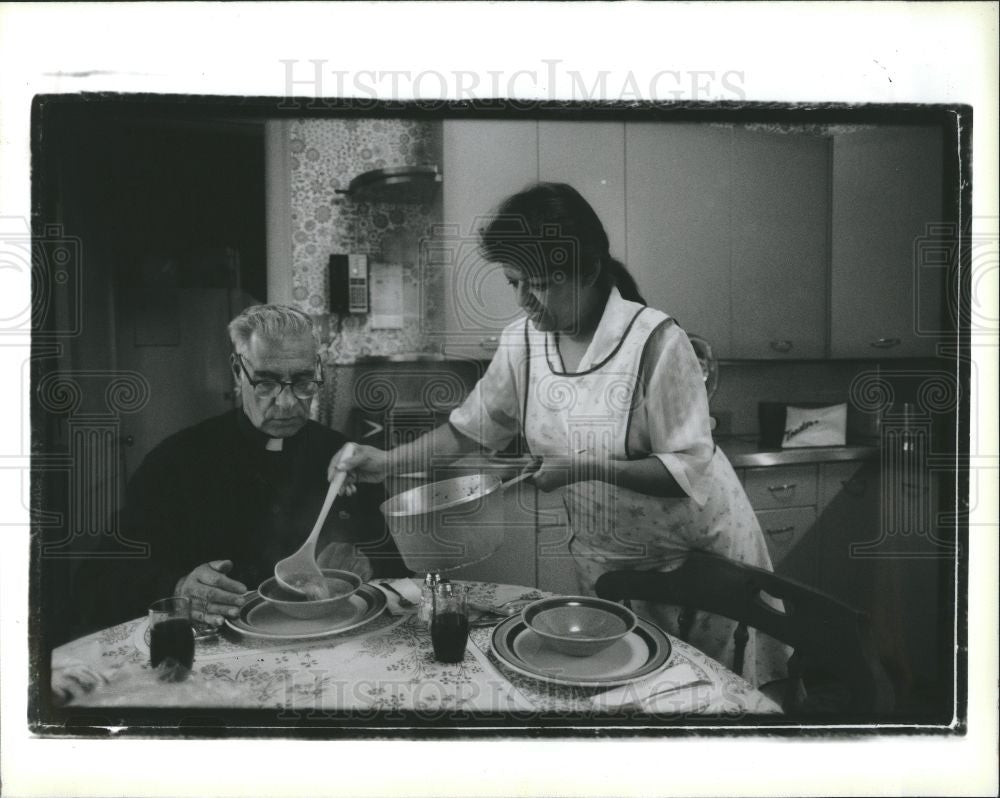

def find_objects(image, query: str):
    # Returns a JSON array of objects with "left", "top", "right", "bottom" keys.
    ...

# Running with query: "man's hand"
[
  {"left": 174, "top": 559, "right": 248, "bottom": 626},
  {"left": 531, "top": 455, "right": 611, "bottom": 493},
  {"left": 328, "top": 443, "right": 388, "bottom": 494}
]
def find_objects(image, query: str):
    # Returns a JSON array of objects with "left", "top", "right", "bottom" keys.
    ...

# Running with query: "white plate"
[
  {"left": 224, "top": 583, "right": 386, "bottom": 641},
  {"left": 491, "top": 615, "right": 672, "bottom": 688}
]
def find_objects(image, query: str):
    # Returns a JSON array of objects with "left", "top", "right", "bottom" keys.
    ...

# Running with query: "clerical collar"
[{"left": 236, "top": 409, "right": 297, "bottom": 451}]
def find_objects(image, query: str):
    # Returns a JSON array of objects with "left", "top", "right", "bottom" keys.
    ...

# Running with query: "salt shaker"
[{"left": 418, "top": 572, "right": 446, "bottom": 626}]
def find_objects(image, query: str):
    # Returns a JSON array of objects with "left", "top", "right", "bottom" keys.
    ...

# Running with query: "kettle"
[{"left": 687, "top": 334, "right": 719, "bottom": 402}]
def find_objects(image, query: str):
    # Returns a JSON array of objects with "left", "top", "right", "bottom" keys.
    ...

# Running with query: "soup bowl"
[
  {"left": 522, "top": 596, "right": 637, "bottom": 657},
  {"left": 257, "top": 568, "right": 363, "bottom": 619}
]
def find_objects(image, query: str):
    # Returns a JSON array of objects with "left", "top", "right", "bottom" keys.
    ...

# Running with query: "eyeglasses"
[{"left": 235, "top": 354, "right": 323, "bottom": 400}]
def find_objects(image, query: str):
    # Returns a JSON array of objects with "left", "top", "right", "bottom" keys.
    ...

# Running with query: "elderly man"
[{"left": 82, "top": 304, "right": 405, "bottom": 631}]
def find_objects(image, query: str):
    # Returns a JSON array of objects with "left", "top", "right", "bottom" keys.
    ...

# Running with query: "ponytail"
[
  {"left": 479, "top": 182, "right": 647, "bottom": 306},
  {"left": 604, "top": 257, "right": 646, "bottom": 305}
]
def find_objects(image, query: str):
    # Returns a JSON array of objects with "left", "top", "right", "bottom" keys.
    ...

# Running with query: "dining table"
[{"left": 49, "top": 580, "right": 781, "bottom": 725}]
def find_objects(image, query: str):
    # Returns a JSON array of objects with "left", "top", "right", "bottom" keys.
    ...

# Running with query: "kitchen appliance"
[
  {"left": 336, "top": 165, "right": 441, "bottom": 204},
  {"left": 688, "top": 334, "right": 719, "bottom": 429}
]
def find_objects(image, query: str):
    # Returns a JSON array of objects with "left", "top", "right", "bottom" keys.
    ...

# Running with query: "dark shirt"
[{"left": 81, "top": 410, "right": 407, "bottom": 629}]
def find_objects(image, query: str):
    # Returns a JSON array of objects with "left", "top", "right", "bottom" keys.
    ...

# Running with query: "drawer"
[
  {"left": 755, "top": 506, "right": 817, "bottom": 566},
  {"left": 744, "top": 464, "right": 818, "bottom": 510}
]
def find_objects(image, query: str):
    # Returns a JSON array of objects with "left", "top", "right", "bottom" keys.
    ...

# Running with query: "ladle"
[{"left": 274, "top": 443, "right": 355, "bottom": 599}]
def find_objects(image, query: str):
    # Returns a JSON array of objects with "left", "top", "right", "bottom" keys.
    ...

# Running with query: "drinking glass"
[
  {"left": 430, "top": 583, "right": 470, "bottom": 663},
  {"left": 188, "top": 596, "right": 222, "bottom": 640},
  {"left": 148, "top": 596, "right": 195, "bottom": 679}
]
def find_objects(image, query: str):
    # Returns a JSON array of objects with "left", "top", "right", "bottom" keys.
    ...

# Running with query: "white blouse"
[{"left": 449, "top": 287, "right": 715, "bottom": 506}]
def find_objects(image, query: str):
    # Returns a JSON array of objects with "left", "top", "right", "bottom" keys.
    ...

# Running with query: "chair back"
[{"left": 595, "top": 552, "right": 894, "bottom": 715}]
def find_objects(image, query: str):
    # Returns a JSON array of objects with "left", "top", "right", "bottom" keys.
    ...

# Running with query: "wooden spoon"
[{"left": 274, "top": 443, "right": 355, "bottom": 599}]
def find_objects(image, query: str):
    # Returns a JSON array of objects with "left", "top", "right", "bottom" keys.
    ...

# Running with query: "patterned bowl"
[{"left": 522, "top": 596, "right": 637, "bottom": 657}]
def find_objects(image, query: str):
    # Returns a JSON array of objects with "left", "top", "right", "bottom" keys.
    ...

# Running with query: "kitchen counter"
[
  {"left": 717, "top": 437, "right": 879, "bottom": 468},
  {"left": 446, "top": 443, "right": 880, "bottom": 472}
]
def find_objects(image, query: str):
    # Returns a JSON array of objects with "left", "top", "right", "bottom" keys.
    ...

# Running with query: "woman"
[{"left": 335, "top": 182, "right": 787, "bottom": 687}]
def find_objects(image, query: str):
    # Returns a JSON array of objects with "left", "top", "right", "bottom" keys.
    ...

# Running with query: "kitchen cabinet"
[
  {"left": 538, "top": 121, "right": 626, "bottom": 263},
  {"left": 437, "top": 120, "right": 947, "bottom": 361},
  {"left": 438, "top": 119, "right": 625, "bottom": 360},
  {"left": 830, "top": 125, "right": 945, "bottom": 358},
  {"left": 625, "top": 123, "right": 734, "bottom": 355},
  {"left": 822, "top": 457, "right": 952, "bottom": 709},
  {"left": 742, "top": 464, "right": 822, "bottom": 586},
  {"left": 729, "top": 129, "right": 830, "bottom": 359},
  {"left": 438, "top": 120, "right": 539, "bottom": 359},
  {"left": 535, "top": 488, "right": 578, "bottom": 595},
  {"left": 448, "top": 480, "right": 538, "bottom": 588}
]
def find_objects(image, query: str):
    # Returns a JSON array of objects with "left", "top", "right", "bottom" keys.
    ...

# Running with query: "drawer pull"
[
  {"left": 766, "top": 483, "right": 797, "bottom": 494},
  {"left": 870, "top": 337, "right": 902, "bottom": 349},
  {"left": 766, "top": 525, "right": 796, "bottom": 536},
  {"left": 769, "top": 340, "right": 793, "bottom": 353}
]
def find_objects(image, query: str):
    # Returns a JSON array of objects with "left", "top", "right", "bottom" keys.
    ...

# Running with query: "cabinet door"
[
  {"left": 817, "top": 461, "right": 881, "bottom": 603},
  {"left": 438, "top": 120, "right": 538, "bottom": 359},
  {"left": 830, "top": 125, "right": 944, "bottom": 358},
  {"left": 447, "top": 483, "right": 538, "bottom": 588},
  {"left": 538, "top": 121, "right": 626, "bottom": 263},
  {"left": 535, "top": 489, "right": 579, "bottom": 595},
  {"left": 730, "top": 129, "right": 830, "bottom": 359},
  {"left": 625, "top": 123, "right": 733, "bottom": 355},
  {"left": 815, "top": 461, "right": 917, "bottom": 683},
  {"left": 755, "top": 506, "right": 819, "bottom": 586}
]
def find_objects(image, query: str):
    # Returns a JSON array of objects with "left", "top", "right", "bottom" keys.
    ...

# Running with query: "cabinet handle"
[
  {"left": 765, "top": 525, "right": 795, "bottom": 536},
  {"left": 870, "top": 337, "right": 902, "bottom": 349},
  {"left": 480, "top": 336, "right": 499, "bottom": 351},
  {"left": 769, "top": 340, "right": 793, "bottom": 353},
  {"left": 902, "top": 480, "right": 929, "bottom": 495},
  {"left": 766, "top": 483, "right": 797, "bottom": 494}
]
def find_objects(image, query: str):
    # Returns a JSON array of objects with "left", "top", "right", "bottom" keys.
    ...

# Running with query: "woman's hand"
[
  {"left": 328, "top": 443, "right": 387, "bottom": 495},
  {"left": 531, "top": 455, "right": 611, "bottom": 492}
]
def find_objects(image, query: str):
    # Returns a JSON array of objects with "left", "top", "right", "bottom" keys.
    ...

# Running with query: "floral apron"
[{"left": 522, "top": 308, "right": 789, "bottom": 687}]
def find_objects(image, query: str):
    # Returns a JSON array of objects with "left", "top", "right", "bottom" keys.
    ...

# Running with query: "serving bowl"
[
  {"left": 521, "top": 596, "right": 637, "bottom": 657},
  {"left": 380, "top": 473, "right": 507, "bottom": 574},
  {"left": 257, "top": 568, "right": 363, "bottom": 619}
]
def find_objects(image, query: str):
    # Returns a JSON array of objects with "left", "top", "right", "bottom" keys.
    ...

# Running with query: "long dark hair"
[{"left": 478, "top": 182, "right": 646, "bottom": 305}]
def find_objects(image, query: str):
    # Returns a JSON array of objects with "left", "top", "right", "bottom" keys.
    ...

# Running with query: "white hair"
[{"left": 227, "top": 304, "right": 317, "bottom": 354}]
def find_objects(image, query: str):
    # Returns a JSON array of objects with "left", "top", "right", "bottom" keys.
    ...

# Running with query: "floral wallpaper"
[{"left": 286, "top": 118, "right": 444, "bottom": 364}]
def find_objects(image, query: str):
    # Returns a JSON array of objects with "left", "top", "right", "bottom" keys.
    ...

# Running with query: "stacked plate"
[
  {"left": 224, "top": 584, "right": 386, "bottom": 641},
  {"left": 490, "top": 605, "right": 672, "bottom": 688}
]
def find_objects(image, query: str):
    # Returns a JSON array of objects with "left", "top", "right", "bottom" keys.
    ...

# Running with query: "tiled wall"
[{"left": 285, "top": 118, "right": 444, "bottom": 365}]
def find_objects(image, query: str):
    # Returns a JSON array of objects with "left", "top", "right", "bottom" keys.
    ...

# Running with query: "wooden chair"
[{"left": 595, "top": 552, "right": 894, "bottom": 715}]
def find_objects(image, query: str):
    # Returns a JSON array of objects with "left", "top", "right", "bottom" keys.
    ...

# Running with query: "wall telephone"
[{"left": 329, "top": 253, "right": 369, "bottom": 314}]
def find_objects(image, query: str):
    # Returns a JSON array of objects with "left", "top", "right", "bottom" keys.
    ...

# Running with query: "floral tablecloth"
[{"left": 52, "top": 582, "right": 779, "bottom": 717}]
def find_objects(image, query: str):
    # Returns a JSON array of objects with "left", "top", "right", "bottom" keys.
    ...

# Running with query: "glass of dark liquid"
[
  {"left": 148, "top": 596, "right": 195, "bottom": 681},
  {"left": 430, "top": 583, "right": 470, "bottom": 663}
]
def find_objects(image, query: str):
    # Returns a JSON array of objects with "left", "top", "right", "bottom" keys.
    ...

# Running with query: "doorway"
[
  {"left": 33, "top": 101, "right": 267, "bottom": 644},
  {"left": 107, "top": 115, "right": 267, "bottom": 476}
]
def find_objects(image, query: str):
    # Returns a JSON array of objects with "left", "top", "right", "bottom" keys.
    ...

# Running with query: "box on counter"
[{"left": 758, "top": 401, "right": 851, "bottom": 449}]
